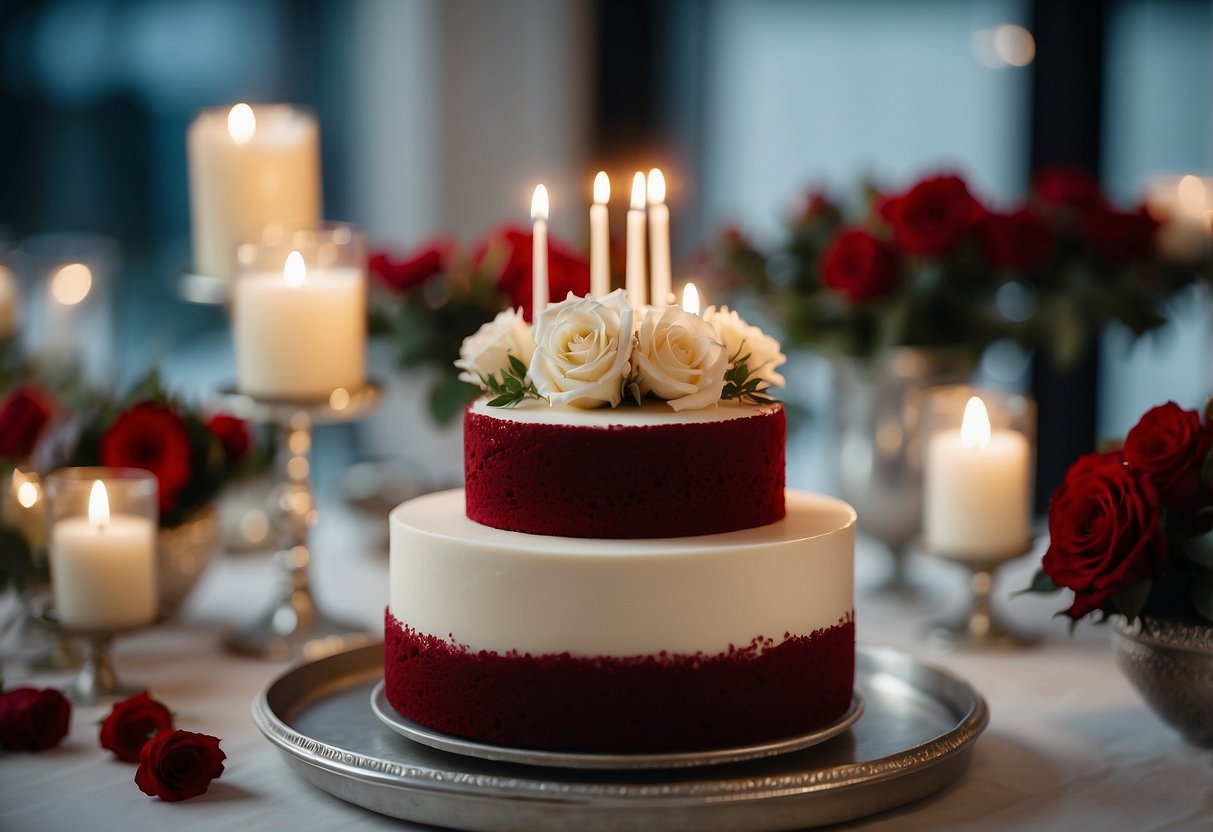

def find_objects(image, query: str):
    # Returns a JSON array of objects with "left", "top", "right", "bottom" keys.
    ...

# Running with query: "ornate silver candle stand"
[{"left": 924, "top": 540, "right": 1039, "bottom": 651}]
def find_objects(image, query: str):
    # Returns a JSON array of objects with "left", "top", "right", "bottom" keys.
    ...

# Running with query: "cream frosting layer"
[
  {"left": 469, "top": 397, "right": 781, "bottom": 427},
  {"left": 389, "top": 488, "right": 854, "bottom": 656}
]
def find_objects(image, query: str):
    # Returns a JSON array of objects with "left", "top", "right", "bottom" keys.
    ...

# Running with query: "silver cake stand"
[
  {"left": 253, "top": 642, "right": 988, "bottom": 831},
  {"left": 215, "top": 383, "right": 382, "bottom": 660}
]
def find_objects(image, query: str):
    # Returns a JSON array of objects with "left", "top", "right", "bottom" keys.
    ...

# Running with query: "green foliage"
[
  {"left": 720, "top": 348, "right": 777, "bottom": 406},
  {"left": 481, "top": 355, "right": 540, "bottom": 408}
]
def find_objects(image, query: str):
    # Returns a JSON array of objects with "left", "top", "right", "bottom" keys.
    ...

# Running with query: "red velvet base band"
[
  {"left": 464, "top": 405, "right": 786, "bottom": 539},
  {"left": 384, "top": 610, "right": 855, "bottom": 754}
]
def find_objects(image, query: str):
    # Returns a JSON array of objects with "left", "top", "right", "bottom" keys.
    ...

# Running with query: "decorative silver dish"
[{"left": 253, "top": 642, "right": 988, "bottom": 830}]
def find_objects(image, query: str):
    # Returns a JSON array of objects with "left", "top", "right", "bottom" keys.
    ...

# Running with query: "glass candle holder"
[
  {"left": 46, "top": 468, "right": 159, "bottom": 632},
  {"left": 1142, "top": 173, "right": 1213, "bottom": 266},
  {"left": 187, "top": 103, "right": 322, "bottom": 279},
  {"left": 232, "top": 222, "right": 367, "bottom": 401},
  {"left": 11, "top": 233, "right": 119, "bottom": 385}
]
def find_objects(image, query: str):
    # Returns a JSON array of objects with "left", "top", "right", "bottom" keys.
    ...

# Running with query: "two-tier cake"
[{"left": 384, "top": 291, "right": 855, "bottom": 753}]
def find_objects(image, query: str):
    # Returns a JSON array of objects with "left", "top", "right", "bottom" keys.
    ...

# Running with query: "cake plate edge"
[{"left": 252, "top": 643, "right": 988, "bottom": 831}]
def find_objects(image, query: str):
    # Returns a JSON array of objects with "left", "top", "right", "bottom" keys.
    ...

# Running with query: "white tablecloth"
[{"left": 2, "top": 494, "right": 1211, "bottom": 832}]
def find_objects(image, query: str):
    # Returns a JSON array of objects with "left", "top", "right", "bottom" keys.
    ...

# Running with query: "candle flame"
[
  {"left": 682, "top": 282, "right": 700, "bottom": 316},
  {"left": 228, "top": 103, "right": 256, "bottom": 144},
  {"left": 531, "top": 184, "right": 549, "bottom": 222},
  {"left": 1178, "top": 175, "right": 1207, "bottom": 212},
  {"left": 88, "top": 480, "right": 110, "bottom": 528},
  {"left": 284, "top": 250, "right": 306, "bottom": 288},
  {"left": 13, "top": 470, "right": 40, "bottom": 509},
  {"left": 960, "top": 396, "right": 991, "bottom": 449},
  {"left": 593, "top": 171, "right": 610, "bottom": 205},
  {"left": 630, "top": 172, "right": 646, "bottom": 210},
  {"left": 49, "top": 263, "right": 92, "bottom": 306},
  {"left": 647, "top": 168, "right": 667, "bottom": 205}
]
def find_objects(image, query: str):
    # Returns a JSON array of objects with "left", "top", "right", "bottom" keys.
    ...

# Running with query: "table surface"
[{"left": 2, "top": 492, "right": 1211, "bottom": 832}]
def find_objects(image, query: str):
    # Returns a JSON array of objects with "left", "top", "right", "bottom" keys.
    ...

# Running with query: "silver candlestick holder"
[
  {"left": 214, "top": 382, "right": 382, "bottom": 660},
  {"left": 924, "top": 540, "right": 1039, "bottom": 651}
]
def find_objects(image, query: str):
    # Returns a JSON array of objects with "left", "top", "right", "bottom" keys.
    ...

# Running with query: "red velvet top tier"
[{"left": 464, "top": 402, "right": 786, "bottom": 539}]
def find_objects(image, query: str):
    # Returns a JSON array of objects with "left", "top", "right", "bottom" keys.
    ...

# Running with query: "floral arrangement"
[
  {"left": 712, "top": 169, "right": 1196, "bottom": 368},
  {"left": 369, "top": 225, "right": 591, "bottom": 423},
  {"left": 455, "top": 289, "right": 786, "bottom": 412},
  {"left": 0, "top": 684, "right": 225, "bottom": 802},
  {"left": 1027, "top": 401, "right": 1213, "bottom": 626}
]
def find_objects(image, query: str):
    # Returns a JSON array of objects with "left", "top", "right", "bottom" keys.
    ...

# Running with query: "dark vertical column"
[
  {"left": 591, "top": 0, "right": 662, "bottom": 168},
  {"left": 1029, "top": 0, "right": 1107, "bottom": 513}
]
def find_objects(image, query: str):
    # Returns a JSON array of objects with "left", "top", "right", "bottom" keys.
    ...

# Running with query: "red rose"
[
  {"left": 877, "top": 175, "right": 985, "bottom": 256},
  {"left": 1043, "top": 451, "right": 1168, "bottom": 618},
  {"left": 1080, "top": 204, "right": 1159, "bottom": 265},
  {"left": 369, "top": 239, "right": 453, "bottom": 294},
  {"left": 979, "top": 208, "right": 1053, "bottom": 270},
  {"left": 820, "top": 228, "right": 900, "bottom": 303},
  {"left": 1032, "top": 166, "right": 1106, "bottom": 209},
  {"left": 100, "top": 691, "right": 174, "bottom": 763},
  {"left": 1123, "top": 401, "right": 1212, "bottom": 516},
  {"left": 0, "top": 386, "right": 54, "bottom": 460},
  {"left": 0, "top": 687, "right": 71, "bottom": 751},
  {"left": 206, "top": 414, "right": 251, "bottom": 465},
  {"left": 134, "top": 729, "right": 226, "bottom": 802},
  {"left": 99, "top": 401, "right": 192, "bottom": 516},
  {"left": 476, "top": 226, "right": 590, "bottom": 322}
]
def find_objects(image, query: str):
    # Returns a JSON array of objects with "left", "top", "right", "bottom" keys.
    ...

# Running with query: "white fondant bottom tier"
[{"left": 389, "top": 489, "right": 855, "bottom": 656}]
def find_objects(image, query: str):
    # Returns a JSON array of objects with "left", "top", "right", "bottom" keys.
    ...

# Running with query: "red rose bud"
[
  {"left": 1124, "top": 401, "right": 1213, "bottom": 517},
  {"left": 0, "top": 386, "right": 55, "bottom": 460},
  {"left": 369, "top": 240, "right": 453, "bottom": 294},
  {"left": 1031, "top": 166, "right": 1106, "bottom": 209},
  {"left": 1042, "top": 451, "right": 1168, "bottom": 619},
  {"left": 100, "top": 691, "right": 174, "bottom": 763},
  {"left": 0, "top": 687, "right": 72, "bottom": 751},
  {"left": 820, "top": 229, "right": 900, "bottom": 303},
  {"left": 476, "top": 226, "right": 590, "bottom": 322},
  {"left": 877, "top": 174, "right": 986, "bottom": 256},
  {"left": 99, "top": 401, "right": 193, "bottom": 516},
  {"left": 1080, "top": 204, "right": 1159, "bottom": 265},
  {"left": 979, "top": 208, "right": 1053, "bottom": 271},
  {"left": 206, "top": 414, "right": 251, "bottom": 465},
  {"left": 134, "top": 729, "right": 226, "bottom": 802}
]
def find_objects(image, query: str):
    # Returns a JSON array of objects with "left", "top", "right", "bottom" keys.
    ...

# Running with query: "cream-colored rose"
[
  {"left": 635, "top": 306, "right": 727, "bottom": 411},
  {"left": 454, "top": 307, "right": 535, "bottom": 389},
  {"left": 703, "top": 305, "right": 787, "bottom": 388},
  {"left": 528, "top": 290, "right": 633, "bottom": 408}
]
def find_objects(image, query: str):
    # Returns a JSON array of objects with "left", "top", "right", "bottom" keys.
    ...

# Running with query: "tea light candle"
[
  {"left": 234, "top": 249, "right": 365, "bottom": 400},
  {"left": 531, "top": 184, "right": 549, "bottom": 319},
  {"left": 50, "top": 481, "right": 157, "bottom": 630},
  {"left": 647, "top": 168, "right": 672, "bottom": 308},
  {"left": 187, "top": 103, "right": 321, "bottom": 278},
  {"left": 626, "top": 172, "right": 647, "bottom": 312},
  {"left": 925, "top": 396, "right": 1031, "bottom": 559}
]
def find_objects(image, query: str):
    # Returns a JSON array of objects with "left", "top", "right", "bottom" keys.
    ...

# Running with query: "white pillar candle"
[
  {"left": 234, "top": 250, "right": 366, "bottom": 400},
  {"left": 626, "top": 172, "right": 647, "bottom": 312},
  {"left": 647, "top": 168, "right": 672, "bottom": 308},
  {"left": 590, "top": 171, "right": 611, "bottom": 298},
  {"left": 187, "top": 103, "right": 321, "bottom": 279},
  {"left": 531, "top": 185, "right": 549, "bottom": 319},
  {"left": 1143, "top": 174, "right": 1213, "bottom": 264},
  {"left": 50, "top": 481, "right": 157, "bottom": 630},
  {"left": 0, "top": 265, "right": 17, "bottom": 340},
  {"left": 924, "top": 396, "right": 1031, "bottom": 559}
]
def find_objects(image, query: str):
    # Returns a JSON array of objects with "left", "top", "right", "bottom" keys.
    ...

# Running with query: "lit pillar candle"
[
  {"left": 234, "top": 249, "right": 366, "bottom": 400},
  {"left": 187, "top": 103, "right": 321, "bottom": 279},
  {"left": 648, "top": 168, "right": 672, "bottom": 308},
  {"left": 590, "top": 172, "right": 611, "bottom": 298},
  {"left": 50, "top": 481, "right": 157, "bottom": 630},
  {"left": 682, "top": 282, "right": 700, "bottom": 315},
  {"left": 531, "top": 184, "right": 549, "bottom": 319},
  {"left": 626, "top": 172, "right": 647, "bottom": 312},
  {"left": 924, "top": 396, "right": 1031, "bottom": 559}
]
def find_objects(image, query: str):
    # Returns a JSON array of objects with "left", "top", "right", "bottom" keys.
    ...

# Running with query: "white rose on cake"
[
  {"left": 529, "top": 290, "right": 634, "bottom": 408},
  {"left": 703, "top": 305, "right": 787, "bottom": 388},
  {"left": 455, "top": 307, "right": 536, "bottom": 389},
  {"left": 635, "top": 305, "right": 728, "bottom": 411}
]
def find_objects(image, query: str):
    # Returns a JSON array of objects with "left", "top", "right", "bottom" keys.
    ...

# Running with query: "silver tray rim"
[
  {"left": 369, "top": 679, "right": 865, "bottom": 770},
  {"left": 252, "top": 641, "right": 989, "bottom": 809}
]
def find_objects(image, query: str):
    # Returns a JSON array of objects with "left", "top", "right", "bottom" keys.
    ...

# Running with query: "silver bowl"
[
  {"left": 1112, "top": 616, "right": 1213, "bottom": 747},
  {"left": 157, "top": 504, "right": 219, "bottom": 615}
]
